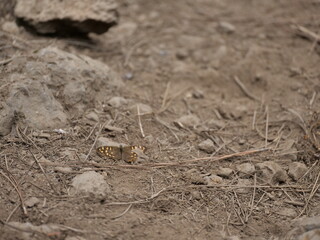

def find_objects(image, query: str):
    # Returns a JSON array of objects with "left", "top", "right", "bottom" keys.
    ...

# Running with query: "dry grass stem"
[
  {"left": 30, "top": 150, "right": 58, "bottom": 195},
  {"left": 265, "top": 105, "right": 269, "bottom": 147},
  {"left": 294, "top": 25, "right": 320, "bottom": 43},
  {"left": 233, "top": 76, "right": 260, "bottom": 102},
  {"left": 85, "top": 120, "right": 111, "bottom": 161},
  {"left": 112, "top": 204, "right": 133, "bottom": 220},
  {"left": 137, "top": 104, "right": 145, "bottom": 138},
  {"left": 0, "top": 169, "right": 27, "bottom": 215}
]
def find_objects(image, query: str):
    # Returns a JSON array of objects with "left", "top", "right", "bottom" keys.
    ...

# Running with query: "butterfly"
[{"left": 96, "top": 145, "right": 146, "bottom": 163}]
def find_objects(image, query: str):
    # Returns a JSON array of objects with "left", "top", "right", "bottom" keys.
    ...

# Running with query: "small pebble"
[
  {"left": 25, "top": 197, "right": 40, "bottom": 208},
  {"left": 192, "top": 89, "right": 204, "bottom": 99},
  {"left": 123, "top": 72, "right": 133, "bottom": 80},
  {"left": 175, "top": 48, "right": 189, "bottom": 60},
  {"left": 216, "top": 167, "right": 233, "bottom": 178},
  {"left": 198, "top": 139, "right": 215, "bottom": 154},
  {"left": 236, "top": 162, "right": 255, "bottom": 178},
  {"left": 204, "top": 174, "right": 223, "bottom": 186},
  {"left": 130, "top": 103, "right": 153, "bottom": 115},
  {"left": 2, "top": 21, "right": 20, "bottom": 34},
  {"left": 184, "top": 169, "right": 206, "bottom": 185},
  {"left": 217, "top": 21, "right": 236, "bottom": 34},
  {"left": 175, "top": 114, "right": 200, "bottom": 128},
  {"left": 107, "top": 97, "right": 128, "bottom": 108},
  {"left": 54, "top": 167, "right": 73, "bottom": 174},
  {"left": 85, "top": 111, "right": 99, "bottom": 122},
  {"left": 256, "top": 161, "right": 288, "bottom": 184},
  {"left": 190, "top": 190, "right": 202, "bottom": 200},
  {"left": 288, "top": 162, "right": 308, "bottom": 181}
]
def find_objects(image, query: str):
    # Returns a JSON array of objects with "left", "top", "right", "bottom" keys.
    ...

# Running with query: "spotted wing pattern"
[
  {"left": 122, "top": 146, "right": 146, "bottom": 163},
  {"left": 97, "top": 145, "right": 146, "bottom": 163},
  {"left": 97, "top": 146, "right": 122, "bottom": 160}
]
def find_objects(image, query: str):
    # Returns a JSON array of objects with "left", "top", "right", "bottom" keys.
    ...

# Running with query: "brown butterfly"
[{"left": 96, "top": 145, "right": 146, "bottom": 163}]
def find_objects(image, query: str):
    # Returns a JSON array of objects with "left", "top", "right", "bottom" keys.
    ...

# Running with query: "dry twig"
[
  {"left": 30, "top": 150, "right": 59, "bottom": 195},
  {"left": 233, "top": 76, "right": 260, "bottom": 102},
  {"left": 137, "top": 104, "right": 145, "bottom": 138},
  {"left": 111, "top": 204, "right": 132, "bottom": 220},
  {"left": 0, "top": 168, "right": 27, "bottom": 215},
  {"left": 294, "top": 25, "right": 320, "bottom": 43},
  {"left": 298, "top": 169, "right": 320, "bottom": 217},
  {"left": 85, "top": 120, "right": 111, "bottom": 161}
]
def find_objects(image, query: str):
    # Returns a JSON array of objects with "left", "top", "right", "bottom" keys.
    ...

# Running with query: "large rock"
[
  {"left": 1, "top": 46, "right": 121, "bottom": 133},
  {"left": 14, "top": 0, "right": 118, "bottom": 35},
  {"left": 71, "top": 171, "right": 110, "bottom": 196},
  {"left": 7, "top": 80, "right": 67, "bottom": 129},
  {"left": 256, "top": 161, "right": 287, "bottom": 184}
]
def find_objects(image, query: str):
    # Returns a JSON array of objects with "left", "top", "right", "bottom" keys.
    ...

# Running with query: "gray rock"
[
  {"left": 236, "top": 163, "right": 255, "bottom": 178},
  {"left": 85, "top": 111, "right": 99, "bottom": 122},
  {"left": 192, "top": 89, "right": 204, "bottom": 99},
  {"left": 2, "top": 21, "right": 20, "bottom": 34},
  {"left": 184, "top": 169, "right": 206, "bottom": 185},
  {"left": 54, "top": 167, "right": 73, "bottom": 174},
  {"left": 129, "top": 103, "right": 153, "bottom": 115},
  {"left": 175, "top": 114, "right": 200, "bottom": 128},
  {"left": 104, "top": 125, "right": 125, "bottom": 134},
  {"left": 175, "top": 48, "right": 189, "bottom": 60},
  {"left": 124, "top": 72, "right": 134, "bottom": 80},
  {"left": 7, "top": 80, "right": 67, "bottom": 129},
  {"left": 256, "top": 161, "right": 287, "bottom": 184},
  {"left": 198, "top": 139, "right": 215, "bottom": 153},
  {"left": 108, "top": 97, "right": 128, "bottom": 108},
  {"left": 14, "top": 0, "right": 118, "bottom": 35},
  {"left": 145, "top": 135, "right": 154, "bottom": 144},
  {"left": 218, "top": 21, "right": 236, "bottom": 34},
  {"left": 24, "top": 197, "right": 40, "bottom": 208},
  {"left": 298, "top": 230, "right": 320, "bottom": 240},
  {"left": 286, "top": 216, "right": 320, "bottom": 240},
  {"left": 71, "top": 171, "right": 110, "bottom": 196},
  {"left": 190, "top": 190, "right": 202, "bottom": 200},
  {"left": 2, "top": 46, "right": 121, "bottom": 131},
  {"left": 217, "top": 167, "right": 233, "bottom": 178},
  {"left": 36, "top": 46, "right": 122, "bottom": 106},
  {"left": 288, "top": 162, "right": 308, "bottom": 181},
  {"left": 204, "top": 174, "right": 223, "bottom": 186},
  {"left": 63, "top": 81, "right": 86, "bottom": 107},
  {"left": 294, "top": 216, "right": 320, "bottom": 230}
]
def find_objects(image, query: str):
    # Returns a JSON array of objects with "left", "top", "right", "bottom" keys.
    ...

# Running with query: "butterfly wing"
[
  {"left": 122, "top": 146, "right": 146, "bottom": 163},
  {"left": 96, "top": 146, "right": 122, "bottom": 160}
]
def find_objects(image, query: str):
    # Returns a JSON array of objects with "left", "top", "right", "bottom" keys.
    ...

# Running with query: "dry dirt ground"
[{"left": 1, "top": 1, "right": 320, "bottom": 239}]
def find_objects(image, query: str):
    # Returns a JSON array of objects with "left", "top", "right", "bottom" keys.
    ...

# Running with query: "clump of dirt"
[{"left": 1, "top": 0, "right": 320, "bottom": 240}]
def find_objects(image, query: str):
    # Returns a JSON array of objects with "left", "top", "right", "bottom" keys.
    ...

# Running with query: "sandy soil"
[{"left": 1, "top": 0, "right": 320, "bottom": 239}]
